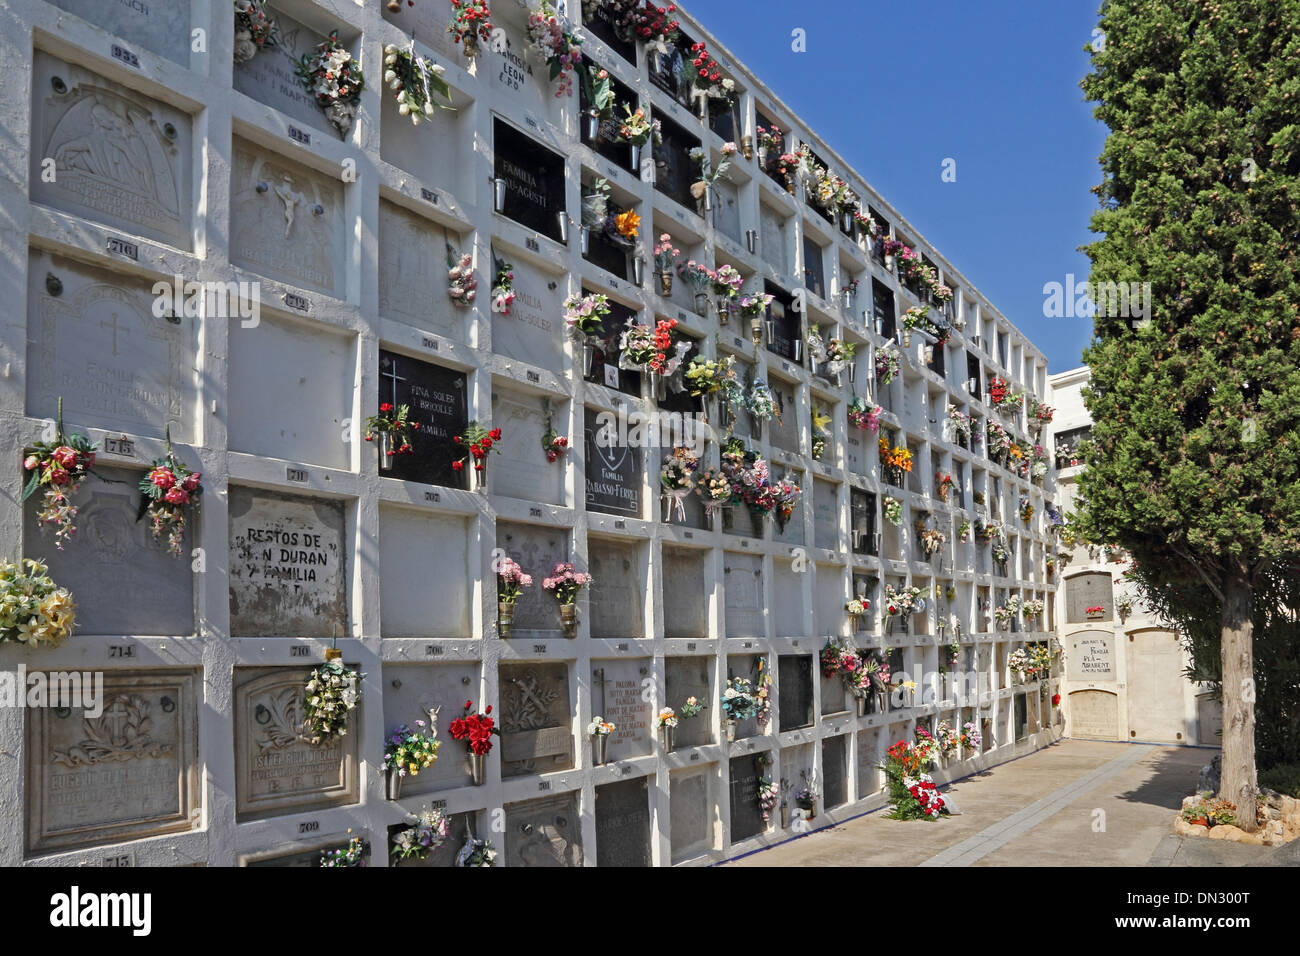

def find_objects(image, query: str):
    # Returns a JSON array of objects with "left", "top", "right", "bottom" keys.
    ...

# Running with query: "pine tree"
[{"left": 1078, "top": 0, "right": 1300, "bottom": 831}]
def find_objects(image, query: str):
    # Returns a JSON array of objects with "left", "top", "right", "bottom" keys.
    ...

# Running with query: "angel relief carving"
[{"left": 50, "top": 694, "right": 173, "bottom": 767}]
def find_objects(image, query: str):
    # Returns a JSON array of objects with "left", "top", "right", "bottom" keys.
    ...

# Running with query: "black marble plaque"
[
  {"left": 728, "top": 755, "right": 764, "bottom": 843},
  {"left": 583, "top": 0, "right": 638, "bottom": 63},
  {"left": 583, "top": 291, "right": 641, "bottom": 395},
  {"left": 378, "top": 350, "right": 468, "bottom": 488},
  {"left": 580, "top": 56, "right": 639, "bottom": 174},
  {"left": 872, "top": 278, "right": 896, "bottom": 341},
  {"left": 850, "top": 489, "right": 877, "bottom": 555},
  {"left": 764, "top": 282, "right": 800, "bottom": 362},
  {"left": 647, "top": 31, "right": 694, "bottom": 107},
  {"left": 595, "top": 776, "right": 651, "bottom": 867},
  {"left": 778, "top": 655, "right": 814, "bottom": 731},
  {"left": 652, "top": 113, "right": 701, "bottom": 211},
  {"left": 803, "top": 236, "right": 826, "bottom": 300},
  {"left": 494, "top": 119, "right": 566, "bottom": 241},
  {"left": 585, "top": 406, "right": 643, "bottom": 517}
]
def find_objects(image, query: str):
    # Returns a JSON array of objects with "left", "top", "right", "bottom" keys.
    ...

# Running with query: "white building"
[
  {"left": 1049, "top": 367, "right": 1222, "bottom": 748},
  {"left": 0, "top": 0, "right": 1066, "bottom": 867}
]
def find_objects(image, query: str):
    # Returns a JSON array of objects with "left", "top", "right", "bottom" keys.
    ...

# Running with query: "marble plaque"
[
  {"left": 378, "top": 201, "right": 459, "bottom": 338},
  {"left": 377, "top": 350, "right": 468, "bottom": 488},
  {"left": 778, "top": 655, "right": 814, "bottom": 732},
  {"left": 24, "top": 465, "right": 194, "bottom": 636},
  {"left": 823, "top": 735, "right": 847, "bottom": 809},
  {"left": 590, "top": 659, "right": 652, "bottom": 760},
  {"left": 380, "top": 79, "right": 465, "bottom": 191},
  {"left": 595, "top": 776, "right": 651, "bottom": 867},
  {"left": 1066, "top": 571, "right": 1114, "bottom": 623},
  {"left": 231, "top": 9, "right": 332, "bottom": 135},
  {"left": 665, "top": 656, "right": 713, "bottom": 748},
  {"left": 228, "top": 487, "right": 348, "bottom": 638},
  {"left": 714, "top": 180, "right": 742, "bottom": 245},
  {"left": 379, "top": 508, "right": 470, "bottom": 639},
  {"left": 728, "top": 755, "right": 764, "bottom": 843},
  {"left": 27, "top": 250, "right": 196, "bottom": 441},
  {"left": 821, "top": 669, "right": 847, "bottom": 717},
  {"left": 1067, "top": 689, "right": 1119, "bottom": 740},
  {"left": 1067, "top": 630, "right": 1116, "bottom": 681},
  {"left": 652, "top": 114, "right": 700, "bottom": 211},
  {"left": 585, "top": 407, "right": 643, "bottom": 518},
  {"left": 725, "top": 654, "right": 762, "bottom": 740},
  {"left": 499, "top": 662, "right": 573, "bottom": 777},
  {"left": 491, "top": 253, "right": 564, "bottom": 369},
  {"left": 813, "top": 479, "right": 839, "bottom": 550},
  {"left": 495, "top": 521, "right": 569, "bottom": 633},
  {"left": 26, "top": 670, "right": 199, "bottom": 855},
  {"left": 588, "top": 538, "right": 644, "bottom": 639},
  {"left": 489, "top": 389, "right": 566, "bottom": 505},
  {"left": 493, "top": 119, "right": 566, "bottom": 242},
  {"left": 504, "top": 792, "right": 583, "bottom": 867},
  {"left": 856, "top": 727, "right": 884, "bottom": 795},
  {"left": 230, "top": 139, "right": 345, "bottom": 296},
  {"left": 381, "top": 0, "right": 457, "bottom": 57},
  {"left": 30, "top": 51, "right": 192, "bottom": 248},
  {"left": 815, "top": 569, "right": 845, "bottom": 641},
  {"left": 768, "top": 378, "right": 799, "bottom": 452},
  {"left": 670, "top": 767, "right": 714, "bottom": 863},
  {"left": 381, "top": 663, "right": 480, "bottom": 792},
  {"left": 662, "top": 547, "right": 708, "bottom": 639},
  {"left": 724, "top": 554, "right": 764, "bottom": 639},
  {"left": 765, "top": 285, "right": 800, "bottom": 362},
  {"left": 389, "top": 811, "right": 477, "bottom": 868},
  {"left": 760, "top": 205, "right": 789, "bottom": 275},
  {"left": 771, "top": 565, "right": 802, "bottom": 638},
  {"left": 47, "top": 0, "right": 192, "bottom": 64},
  {"left": 227, "top": 312, "right": 353, "bottom": 469},
  {"left": 234, "top": 667, "right": 360, "bottom": 820}
]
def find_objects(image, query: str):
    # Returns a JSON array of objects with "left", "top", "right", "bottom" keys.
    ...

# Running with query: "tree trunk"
[{"left": 1218, "top": 571, "right": 1257, "bottom": 831}]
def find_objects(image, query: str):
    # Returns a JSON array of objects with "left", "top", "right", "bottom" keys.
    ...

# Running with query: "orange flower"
[{"left": 614, "top": 210, "right": 641, "bottom": 238}]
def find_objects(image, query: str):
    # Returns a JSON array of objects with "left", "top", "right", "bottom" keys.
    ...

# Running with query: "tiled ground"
[{"left": 725, "top": 740, "right": 1293, "bottom": 867}]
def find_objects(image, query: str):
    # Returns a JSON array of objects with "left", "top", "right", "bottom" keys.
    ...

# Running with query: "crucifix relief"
[{"left": 100, "top": 312, "right": 129, "bottom": 356}]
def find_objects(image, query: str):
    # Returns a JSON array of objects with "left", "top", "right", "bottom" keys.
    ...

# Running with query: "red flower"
[
  {"left": 452, "top": 460, "right": 464, "bottom": 471},
  {"left": 51, "top": 446, "right": 79, "bottom": 469},
  {"left": 489, "top": 428, "right": 502, "bottom": 440},
  {"left": 182, "top": 473, "right": 201, "bottom": 492},
  {"left": 148, "top": 466, "right": 176, "bottom": 490},
  {"left": 48, "top": 466, "right": 70, "bottom": 485},
  {"left": 164, "top": 487, "right": 190, "bottom": 505},
  {"left": 380, "top": 402, "right": 394, "bottom": 413}
]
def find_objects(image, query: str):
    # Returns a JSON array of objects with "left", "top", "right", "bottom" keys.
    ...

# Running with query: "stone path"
[{"left": 725, "top": 739, "right": 1295, "bottom": 867}]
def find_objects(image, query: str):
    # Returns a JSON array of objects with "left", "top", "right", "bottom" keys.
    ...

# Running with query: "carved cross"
[
  {"left": 102, "top": 697, "right": 131, "bottom": 743},
  {"left": 101, "top": 312, "right": 129, "bottom": 355},
  {"left": 380, "top": 358, "right": 406, "bottom": 408}
]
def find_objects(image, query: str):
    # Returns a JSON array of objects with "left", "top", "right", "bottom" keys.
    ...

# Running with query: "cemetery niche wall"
[{"left": 0, "top": 0, "right": 1061, "bottom": 867}]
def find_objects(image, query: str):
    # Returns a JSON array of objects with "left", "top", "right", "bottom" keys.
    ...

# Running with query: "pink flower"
[
  {"left": 23, "top": 455, "right": 39, "bottom": 471},
  {"left": 164, "top": 487, "right": 190, "bottom": 505},
  {"left": 182, "top": 473, "right": 201, "bottom": 492},
  {"left": 149, "top": 467, "right": 176, "bottom": 490},
  {"left": 48, "top": 467, "right": 69, "bottom": 485}
]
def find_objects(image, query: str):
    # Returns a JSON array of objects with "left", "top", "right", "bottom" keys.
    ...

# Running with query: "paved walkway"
[{"left": 726, "top": 739, "right": 1295, "bottom": 867}]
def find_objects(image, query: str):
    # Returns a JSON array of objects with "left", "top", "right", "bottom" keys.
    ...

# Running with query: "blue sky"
[{"left": 683, "top": 0, "right": 1106, "bottom": 373}]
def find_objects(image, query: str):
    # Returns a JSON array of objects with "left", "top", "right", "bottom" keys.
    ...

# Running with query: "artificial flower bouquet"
[
  {"left": 364, "top": 402, "right": 418, "bottom": 460},
  {"left": 0, "top": 559, "right": 75, "bottom": 648},
  {"left": 139, "top": 439, "right": 203, "bottom": 557},
  {"left": 20, "top": 403, "right": 97, "bottom": 549},
  {"left": 390, "top": 807, "right": 450, "bottom": 863},
  {"left": 296, "top": 30, "right": 365, "bottom": 137},
  {"left": 451, "top": 422, "right": 502, "bottom": 476},
  {"left": 382, "top": 721, "right": 442, "bottom": 780},
  {"left": 304, "top": 657, "right": 363, "bottom": 745},
  {"left": 563, "top": 291, "right": 611, "bottom": 336},
  {"left": 542, "top": 562, "right": 592, "bottom": 607},
  {"left": 448, "top": 699, "right": 498, "bottom": 755}
]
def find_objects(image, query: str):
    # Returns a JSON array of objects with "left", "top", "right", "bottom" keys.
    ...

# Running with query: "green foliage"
[
  {"left": 1076, "top": 0, "right": 1300, "bottom": 770},
  {"left": 1260, "top": 763, "right": 1300, "bottom": 797}
]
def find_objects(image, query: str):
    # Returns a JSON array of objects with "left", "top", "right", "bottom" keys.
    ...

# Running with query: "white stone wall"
[
  {"left": 0, "top": 0, "right": 1062, "bottom": 867},
  {"left": 1048, "top": 370, "right": 1218, "bottom": 748}
]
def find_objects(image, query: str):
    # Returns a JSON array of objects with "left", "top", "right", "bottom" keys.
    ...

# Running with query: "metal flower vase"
[
  {"left": 592, "top": 733, "right": 609, "bottom": 766},
  {"left": 469, "top": 751, "right": 485, "bottom": 786},
  {"left": 560, "top": 602, "right": 578, "bottom": 638},
  {"left": 386, "top": 769, "right": 403, "bottom": 801}
]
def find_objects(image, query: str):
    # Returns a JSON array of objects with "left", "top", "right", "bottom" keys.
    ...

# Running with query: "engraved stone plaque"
[{"left": 26, "top": 670, "right": 199, "bottom": 855}]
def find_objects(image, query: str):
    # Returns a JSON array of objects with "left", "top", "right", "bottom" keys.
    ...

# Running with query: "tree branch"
[{"left": 1171, "top": 544, "right": 1225, "bottom": 603}]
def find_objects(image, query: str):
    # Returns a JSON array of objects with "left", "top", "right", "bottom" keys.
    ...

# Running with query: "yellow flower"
[{"left": 614, "top": 210, "right": 640, "bottom": 239}]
